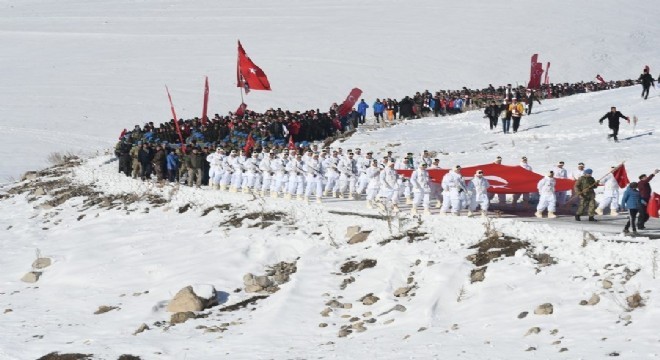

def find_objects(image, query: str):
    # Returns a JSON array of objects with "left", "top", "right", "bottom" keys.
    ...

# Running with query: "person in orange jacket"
[{"left": 508, "top": 98, "right": 525, "bottom": 133}]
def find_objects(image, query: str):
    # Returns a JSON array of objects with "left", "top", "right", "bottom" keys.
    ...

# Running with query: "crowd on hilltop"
[{"left": 115, "top": 77, "right": 638, "bottom": 159}]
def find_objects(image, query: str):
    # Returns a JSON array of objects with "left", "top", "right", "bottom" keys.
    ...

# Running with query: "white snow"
[{"left": 1, "top": 0, "right": 660, "bottom": 359}]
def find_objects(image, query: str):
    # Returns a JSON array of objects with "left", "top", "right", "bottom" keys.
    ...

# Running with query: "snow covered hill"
[
  {"left": 2, "top": 0, "right": 660, "bottom": 359},
  {"left": 1, "top": 85, "right": 660, "bottom": 359}
]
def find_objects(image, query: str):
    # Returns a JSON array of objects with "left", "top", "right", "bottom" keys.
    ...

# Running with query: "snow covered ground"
[{"left": 2, "top": 0, "right": 660, "bottom": 359}]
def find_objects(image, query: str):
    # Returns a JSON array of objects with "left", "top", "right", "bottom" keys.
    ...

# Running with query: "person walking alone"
[
  {"left": 639, "top": 67, "right": 655, "bottom": 100},
  {"left": 599, "top": 106, "right": 630, "bottom": 142}
]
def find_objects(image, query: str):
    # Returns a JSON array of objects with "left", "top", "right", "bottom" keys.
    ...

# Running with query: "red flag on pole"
[
  {"left": 237, "top": 41, "right": 271, "bottom": 92},
  {"left": 287, "top": 135, "right": 296, "bottom": 150},
  {"left": 545, "top": 62, "right": 552, "bottom": 97},
  {"left": 165, "top": 86, "right": 186, "bottom": 152},
  {"left": 201, "top": 76, "right": 209, "bottom": 126},
  {"left": 612, "top": 164, "right": 630, "bottom": 188},
  {"left": 596, "top": 74, "right": 606, "bottom": 84},
  {"left": 243, "top": 131, "right": 256, "bottom": 155},
  {"left": 527, "top": 54, "right": 544, "bottom": 90},
  {"left": 648, "top": 192, "right": 660, "bottom": 218},
  {"left": 236, "top": 102, "right": 247, "bottom": 117},
  {"left": 337, "top": 88, "right": 363, "bottom": 118}
]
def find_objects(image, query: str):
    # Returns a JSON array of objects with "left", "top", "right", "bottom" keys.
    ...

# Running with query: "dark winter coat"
[
  {"left": 186, "top": 152, "right": 204, "bottom": 169},
  {"left": 137, "top": 147, "right": 153, "bottom": 166},
  {"left": 638, "top": 174, "right": 655, "bottom": 201},
  {"left": 484, "top": 105, "right": 500, "bottom": 119},
  {"left": 639, "top": 73, "right": 655, "bottom": 87},
  {"left": 599, "top": 111, "right": 628, "bottom": 129}
]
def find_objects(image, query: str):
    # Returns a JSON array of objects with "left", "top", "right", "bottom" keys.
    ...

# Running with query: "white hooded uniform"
[
  {"left": 468, "top": 175, "right": 490, "bottom": 212},
  {"left": 441, "top": 169, "right": 467, "bottom": 214},
  {"left": 286, "top": 157, "right": 305, "bottom": 197},
  {"left": 365, "top": 163, "right": 381, "bottom": 203},
  {"left": 536, "top": 175, "right": 557, "bottom": 213},
  {"left": 355, "top": 155, "right": 374, "bottom": 196},
  {"left": 338, "top": 156, "right": 358, "bottom": 196},
  {"left": 220, "top": 154, "right": 237, "bottom": 188},
  {"left": 206, "top": 150, "right": 225, "bottom": 186},
  {"left": 304, "top": 156, "right": 324, "bottom": 200},
  {"left": 323, "top": 155, "right": 341, "bottom": 194},
  {"left": 270, "top": 154, "right": 288, "bottom": 194},
  {"left": 259, "top": 154, "right": 274, "bottom": 193},
  {"left": 378, "top": 164, "right": 400, "bottom": 205},
  {"left": 410, "top": 165, "right": 431, "bottom": 210},
  {"left": 242, "top": 155, "right": 261, "bottom": 190},
  {"left": 597, "top": 172, "right": 620, "bottom": 212}
]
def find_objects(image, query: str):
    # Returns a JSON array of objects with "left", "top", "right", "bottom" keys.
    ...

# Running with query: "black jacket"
[
  {"left": 639, "top": 73, "right": 655, "bottom": 87},
  {"left": 599, "top": 111, "right": 628, "bottom": 129}
]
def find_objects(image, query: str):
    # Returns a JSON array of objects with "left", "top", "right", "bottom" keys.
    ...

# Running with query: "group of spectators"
[{"left": 115, "top": 77, "right": 640, "bottom": 183}]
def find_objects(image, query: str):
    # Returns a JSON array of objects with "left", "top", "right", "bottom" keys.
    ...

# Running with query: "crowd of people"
[
  {"left": 116, "top": 78, "right": 639, "bottom": 157},
  {"left": 112, "top": 75, "right": 656, "bottom": 233}
]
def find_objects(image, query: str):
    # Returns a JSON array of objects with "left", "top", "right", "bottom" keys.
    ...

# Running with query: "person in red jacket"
[{"left": 637, "top": 169, "right": 659, "bottom": 229}]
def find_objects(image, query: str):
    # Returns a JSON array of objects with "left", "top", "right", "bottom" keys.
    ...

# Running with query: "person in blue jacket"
[
  {"left": 373, "top": 99, "right": 385, "bottom": 123},
  {"left": 620, "top": 182, "right": 641, "bottom": 234},
  {"left": 166, "top": 148, "right": 180, "bottom": 183},
  {"left": 357, "top": 99, "right": 369, "bottom": 124}
]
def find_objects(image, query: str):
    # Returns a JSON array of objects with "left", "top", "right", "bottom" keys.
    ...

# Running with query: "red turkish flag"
[
  {"left": 236, "top": 102, "right": 247, "bottom": 117},
  {"left": 243, "top": 131, "right": 256, "bottom": 155},
  {"left": 648, "top": 192, "right": 660, "bottom": 218},
  {"left": 237, "top": 41, "right": 271, "bottom": 91},
  {"left": 337, "top": 88, "right": 363, "bottom": 118},
  {"left": 596, "top": 74, "right": 606, "bottom": 84},
  {"left": 612, "top": 164, "right": 630, "bottom": 188},
  {"left": 165, "top": 86, "right": 186, "bottom": 153},
  {"left": 288, "top": 135, "right": 296, "bottom": 150},
  {"left": 397, "top": 164, "right": 575, "bottom": 194}
]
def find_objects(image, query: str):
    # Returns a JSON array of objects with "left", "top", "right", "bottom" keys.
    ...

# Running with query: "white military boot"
[
  {"left": 423, "top": 208, "right": 431, "bottom": 216},
  {"left": 548, "top": 212, "right": 557, "bottom": 218},
  {"left": 610, "top": 210, "right": 618, "bottom": 216},
  {"left": 535, "top": 211, "right": 543, "bottom": 218},
  {"left": 410, "top": 207, "right": 418, "bottom": 215},
  {"left": 595, "top": 208, "right": 603, "bottom": 215},
  {"left": 467, "top": 210, "right": 474, "bottom": 217}
]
